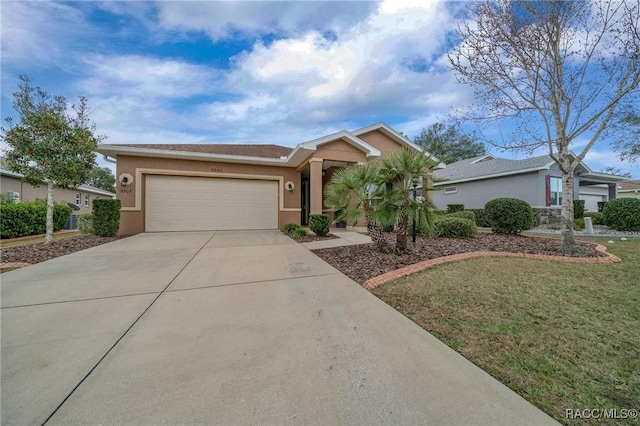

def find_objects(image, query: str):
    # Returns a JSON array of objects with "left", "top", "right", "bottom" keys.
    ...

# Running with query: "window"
[
  {"left": 75, "top": 193, "right": 81, "bottom": 206},
  {"left": 443, "top": 186, "right": 457, "bottom": 194},
  {"left": 85, "top": 194, "right": 90, "bottom": 207},
  {"left": 550, "top": 177, "right": 562, "bottom": 206}
]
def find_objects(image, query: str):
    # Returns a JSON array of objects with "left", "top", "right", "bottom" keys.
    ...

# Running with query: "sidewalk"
[{"left": 302, "top": 230, "right": 372, "bottom": 249}]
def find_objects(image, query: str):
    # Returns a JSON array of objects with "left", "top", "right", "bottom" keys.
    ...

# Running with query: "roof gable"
[{"left": 298, "top": 130, "right": 381, "bottom": 157}]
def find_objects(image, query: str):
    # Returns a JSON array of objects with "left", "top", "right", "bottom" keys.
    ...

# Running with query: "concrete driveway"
[{"left": 1, "top": 231, "right": 556, "bottom": 425}]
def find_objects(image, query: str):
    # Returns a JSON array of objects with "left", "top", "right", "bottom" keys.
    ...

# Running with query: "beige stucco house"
[
  {"left": 617, "top": 180, "right": 640, "bottom": 199},
  {"left": 97, "top": 122, "right": 432, "bottom": 235},
  {"left": 1, "top": 168, "right": 116, "bottom": 213}
]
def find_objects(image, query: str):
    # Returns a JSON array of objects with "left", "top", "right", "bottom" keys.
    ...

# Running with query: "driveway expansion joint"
[
  {"left": 164, "top": 271, "right": 344, "bottom": 293},
  {"left": 40, "top": 232, "right": 217, "bottom": 425}
]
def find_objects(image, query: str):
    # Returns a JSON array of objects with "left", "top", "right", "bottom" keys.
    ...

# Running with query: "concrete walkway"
[
  {"left": 303, "top": 230, "right": 372, "bottom": 250},
  {"left": 1, "top": 230, "right": 557, "bottom": 425}
]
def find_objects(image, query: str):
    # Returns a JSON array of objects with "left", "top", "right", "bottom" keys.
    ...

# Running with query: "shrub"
[
  {"left": 447, "top": 210, "right": 476, "bottom": 223},
  {"left": 435, "top": 217, "right": 477, "bottom": 238},
  {"left": 447, "top": 204, "right": 465, "bottom": 213},
  {"left": 0, "top": 201, "right": 71, "bottom": 239},
  {"left": 603, "top": 198, "right": 640, "bottom": 231},
  {"left": 573, "top": 200, "right": 585, "bottom": 219},
  {"left": 584, "top": 211, "right": 605, "bottom": 226},
  {"left": 291, "top": 227, "right": 308, "bottom": 238},
  {"left": 92, "top": 199, "right": 121, "bottom": 237},
  {"left": 468, "top": 209, "right": 491, "bottom": 227},
  {"left": 485, "top": 198, "right": 534, "bottom": 234},
  {"left": 281, "top": 223, "right": 300, "bottom": 235},
  {"left": 0, "top": 194, "right": 15, "bottom": 205},
  {"left": 309, "top": 214, "right": 330, "bottom": 236},
  {"left": 77, "top": 214, "right": 94, "bottom": 234},
  {"left": 574, "top": 218, "right": 585, "bottom": 231},
  {"left": 281, "top": 223, "right": 308, "bottom": 237},
  {"left": 531, "top": 208, "right": 544, "bottom": 227},
  {"left": 53, "top": 203, "right": 72, "bottom": 231},
  {"left": 0, "top": 203, "right": 38, "bottom": 238},
  {"left": 597, "top": 201, "right": 607, "bottom": 212}
]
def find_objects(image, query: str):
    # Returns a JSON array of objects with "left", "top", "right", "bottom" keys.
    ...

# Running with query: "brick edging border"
[
  {"left": 363, "top": 244, "right": 621, "bottom": 290},
  {"left": 0, "top": 262, "right": 32, "bottom": 269}
]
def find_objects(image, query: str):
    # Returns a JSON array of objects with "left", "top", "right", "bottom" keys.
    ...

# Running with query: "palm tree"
[
  {"left": 376, "top": 147, "right": 437, "bottom": 252},
  {"left": 324, "top": 162, "right": 387, "bottom": 250}
]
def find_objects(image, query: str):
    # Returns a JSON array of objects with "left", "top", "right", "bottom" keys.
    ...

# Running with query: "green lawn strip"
[{"left": 372, "top": 238, "right": 639, "bottom": 425}]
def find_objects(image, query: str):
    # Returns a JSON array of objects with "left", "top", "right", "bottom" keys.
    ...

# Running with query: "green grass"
[{"left": 372, "top": 238, "right": 640, "bottom": 425}]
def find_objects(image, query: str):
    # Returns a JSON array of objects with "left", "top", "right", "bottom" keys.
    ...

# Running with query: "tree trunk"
[
  {"left": 560, "top": 172, "right": 576, "bottom": 254},
  {"left": 45, "top": 181, "right": 54, "bottom": 245},
  {"left": 396, "top": 202, "right": 409, "bottom": 252},
  {"left": 364, "top": 205, "right": 386, "bottom": 251}
]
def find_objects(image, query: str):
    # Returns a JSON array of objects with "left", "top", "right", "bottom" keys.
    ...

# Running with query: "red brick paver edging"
[
  {"left": 0, "top": 262, "right": 32, "bottom": 269},
  {"left": 363, "top": 244, "right": 621, "bottom": 290}
]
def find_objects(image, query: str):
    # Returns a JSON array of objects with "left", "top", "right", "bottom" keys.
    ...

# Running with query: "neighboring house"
[
  {"left": 432, "top": 154, "right": 627, "bottom": 221},
  {"left": 0, "top": 168, "right": 116, "bottom": 213},
  {"left": 97, "top": 122, "right": 439, "bottom": 235},
  {"left": 617, "top": 180, "right": 640, "bottom": 199}
]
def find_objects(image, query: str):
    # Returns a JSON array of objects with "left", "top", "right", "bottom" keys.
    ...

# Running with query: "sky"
[{"left": 1, "top": 0, "right": 638, "bottom": 178}]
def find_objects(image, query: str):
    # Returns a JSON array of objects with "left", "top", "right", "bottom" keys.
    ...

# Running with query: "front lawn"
[{"left": 372, "top": 237, "right": 639, "bottom": 425}]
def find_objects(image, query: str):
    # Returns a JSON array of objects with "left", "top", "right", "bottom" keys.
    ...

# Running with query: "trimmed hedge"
[
  {"left": 0, "top": 201, "right": 71, "bottom": 239},
  {"left": 584, "top": 211, "right": 605, "bottom": 226},
  {"left": 77, "top": 214, "right": 94, "bottom": 234},
  {"left": 92, "top": 199, "right": 121, "bottom": 237},
  {"left": 573, "top": 200, "right": 585, "bottom": 219},
  {"left": 574, "top": 218, "right": 585, "bottom": 230},
  {"left": 466, "top": 209, "right": 491, "bottom": 227},
  {"left": 447, "top": 210, "right": 476, "bottom": 223},
  {"left": 309, "top": 214, "right": 330, "bottom": 236},
  {"left": 447, "top": 204, "right": 465, "bottom": 213},
  {"left": 435, "top": 217, "right": 477, "bottom": 238},
  {"left": 603, "top": 198, "right": 640, "bottom": 231},
  {"left": 485, "top": 198, "right": 534, "bottom": 234}
]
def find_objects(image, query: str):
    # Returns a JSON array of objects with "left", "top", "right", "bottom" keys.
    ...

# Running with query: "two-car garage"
[{"left": 145, "top": 175, "right": 279, "bottom": 232}]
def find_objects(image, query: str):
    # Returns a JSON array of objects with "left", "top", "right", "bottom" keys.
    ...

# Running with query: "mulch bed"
[
  {"left": 289, "top": 233, "right": 339, "bottom": 243},
  {"left": 312, "top": 232, "right": 606, "bottom": 284},
  {"left": 1, "top": 235, "right": 124, "bottom": 266}
]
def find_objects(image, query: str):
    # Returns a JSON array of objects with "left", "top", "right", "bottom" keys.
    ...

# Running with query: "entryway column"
[{"left": 309, "top": 158, "right": 324, "bottom": 215}]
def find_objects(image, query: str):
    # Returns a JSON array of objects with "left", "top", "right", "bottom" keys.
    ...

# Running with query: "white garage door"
[
  {"left": 145, "top": 175, "right": 278, "bottom": 232},
  {"left": 580, "top": 194, "right": 604, "bottom": 212}
]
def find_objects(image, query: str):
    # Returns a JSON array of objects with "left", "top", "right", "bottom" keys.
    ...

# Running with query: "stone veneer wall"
[{"left": 536, "top": 208, "right": 563, "bottom": 225}]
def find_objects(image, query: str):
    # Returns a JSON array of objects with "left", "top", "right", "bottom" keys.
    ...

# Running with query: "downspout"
[{"left": 103, "top": 154, "right": 117, "bottom": 164}]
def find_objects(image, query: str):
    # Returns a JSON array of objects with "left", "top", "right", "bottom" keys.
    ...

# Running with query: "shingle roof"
[
  {"left": 618, "top": 180, "right": 640, "bottom": 191},
  {"left": 434, "top": 154, "right": 555, "bottom": 182},
  {"left": 108, "top": 144, "right": 292, "bottom": 158}
]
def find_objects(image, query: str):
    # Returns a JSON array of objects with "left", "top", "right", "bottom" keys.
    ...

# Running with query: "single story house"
[
  {"left": 1, "top": 168, "right": 116, "bottom": 212},
  {"left": 617, "top": 180, "right": 640, "bottom": 199},
  {"left": 432, "top": 154, "right": 628, "bottom": 220},
  {"left": 97, "top": 122, "right": 436, "bottom": 235}
]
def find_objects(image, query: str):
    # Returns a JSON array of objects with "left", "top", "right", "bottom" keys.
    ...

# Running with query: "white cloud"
[
  {"left": 155, "top": 1, "right": 378, "bottom": 40},
  {"left": 224, "top": 0, "right": 466, "bottom": 126},
  {"left": 79, "top": 55, "right": 218, "bottom": 98},
  {"left": 584, "top": 149, "right": 639, "bottom": 175},
  {"left": 0, "top": 1, "right": 91, "bottom": 69}
]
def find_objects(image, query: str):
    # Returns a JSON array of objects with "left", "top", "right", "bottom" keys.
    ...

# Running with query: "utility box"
[{"left": 7, "top": 192, "right": 20, "bottom": 203}]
